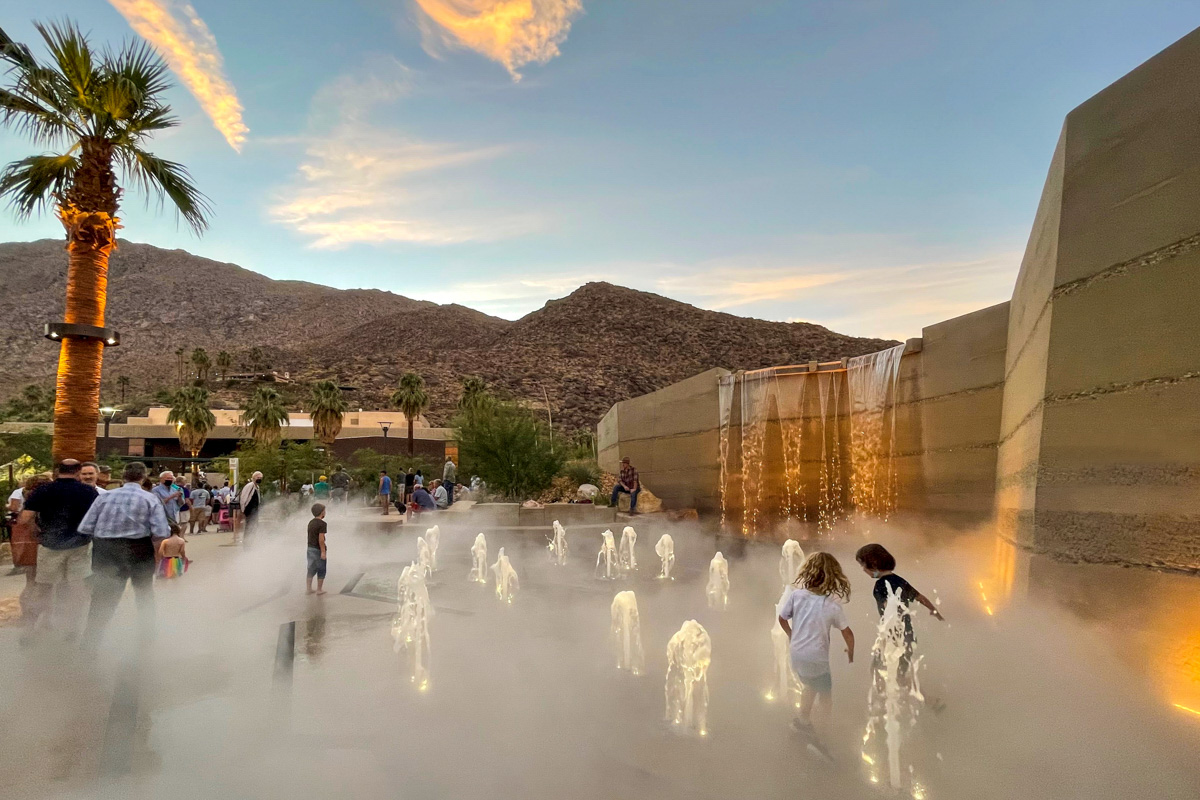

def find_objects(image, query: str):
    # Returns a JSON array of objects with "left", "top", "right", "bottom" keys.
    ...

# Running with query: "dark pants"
[
  {"left": 85, "top": 537, "right": 156, "bottom": 641},
  {"left": 446, "top": 483, "right": 454, "bottom": 506},
  {"left": 611, "top": 484, "right": 640, "bottom": 511}
]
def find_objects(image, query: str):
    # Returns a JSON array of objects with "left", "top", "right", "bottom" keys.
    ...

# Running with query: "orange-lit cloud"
[
  {"left": 413, "top": 0, "right": 583, "bottom": 80},
  {"left": 108, "top": 0, "right": 249, "bottom": 151}
]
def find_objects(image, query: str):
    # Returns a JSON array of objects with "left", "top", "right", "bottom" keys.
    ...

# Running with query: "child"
[
  {"left": 855, "top": 543, "right": 944, "bottom": 642},
  {"left": 157, "top": 529, "right": 190, "bottom": 579},
  {"left": 777, "top": 552, "right": 855, "bottom": 740},
  {"left": 306, "top": 503, "right": 328, "bottom": 595}
]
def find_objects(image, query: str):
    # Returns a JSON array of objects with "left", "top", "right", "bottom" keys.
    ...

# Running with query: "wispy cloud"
[
  {"left": 412, "top": 0, "right": 584, "bottom": 80},
  {"left": 270, "top": 60, "right": 540, "bottom": 248},
  {"left": 108, "top": 0, "right": 248, "bottom": 151}
]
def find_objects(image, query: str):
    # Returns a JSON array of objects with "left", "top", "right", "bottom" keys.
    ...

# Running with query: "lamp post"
[
  {"left": 100, "top": 406, "right": 118, "bottom": 455},
  {"left": 379, "top": 420, "right": 392, "bottom": 473}
]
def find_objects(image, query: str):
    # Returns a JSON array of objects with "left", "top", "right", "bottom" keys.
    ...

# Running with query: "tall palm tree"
[
  {"left": 117, "top": 374, "right": 130, "bottom": 403},
  {"left": 216, "top": 350, "right": 232, "bottom": 382},
  {"left": 248, "top": 346, "right": 266, "bottom": 373},
  {"left": 309, "top": 379, "right": 347, "bottom": 448},
  {"left": 390, "top": 372, "right": 429, "bottom": 457},
  {"left": 243, "top": 385, "right": 288, "bottom": 446},
  {"left": 191, "top": 347, "right": 211, "bottom": 382},
  {"left": 174, "top": 347, "right": 185, "bottom": 384},
  {"left": 1, "top": 22, "right": 209, "bottom": 462},
  {"left": 457, "top": 375, "right": 492, "bottom": 412},
  {"left": 167, "top": 386, "right": 215, "bottom": 482}
]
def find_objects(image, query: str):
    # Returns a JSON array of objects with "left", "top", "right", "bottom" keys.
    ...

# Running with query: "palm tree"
[
  {"left": 174, "top": 347, "right": 185, "bottom": 384},
  {"left": 117, "top": 374, "right": 130, "bottom": 403},
  {"left": 1, "top": 22, "right": 209, "bottom": 461},
  {"left": 309, "top": 379, "right": 347, "bottom": 448},
  {"left": 167, "top": 386, "right": 215, "bottom": 482},
  {"left": 191, "top": 347, "right": 211, "bottom": 382},
  {"left": 457, "top": 375, "right": 492, "bottom": 412},
  {"left": 243, "top": 385, "right": 288, "bottom": 446},
  {"left": 390, "top": 372, "right": 429, "bottom": 456},
  {"left": 216, "top": 350, "right": 232, "bottom": 382},
  {"left": 248, "top": 346, "right": 266, "bottom": 373}
]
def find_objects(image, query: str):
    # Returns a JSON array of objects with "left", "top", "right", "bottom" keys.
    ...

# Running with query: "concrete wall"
[
  {"left": 596, "top": 368, "right": 728, "bottom": 512},
  {"left": 996, "top": 27, "right": 1200, "bottom": 571}
]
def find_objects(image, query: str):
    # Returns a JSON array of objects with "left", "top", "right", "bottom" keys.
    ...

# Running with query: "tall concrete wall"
[{"left": 997, "top": 28, "right": 1200, "bottom": 571}]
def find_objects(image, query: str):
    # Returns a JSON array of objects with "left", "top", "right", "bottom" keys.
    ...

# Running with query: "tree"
[
  {"left": 247, "top": 346, "right": 266, "bottom": 373},
  {"left": 309, "top": 379, "right": 347, "bottom": 448},
  {"left": 167, "top": 386, "right": 215, "bottom": 482},
  {"left": 243, "top": 385, "right": 288, "bottom": 446},
  {"left": 0, "top": 22, "right": 209, "bottom": 461},
  {"left": 0, "top": 384, "right": 55, "bottom": 422},
  {"left": 117, "top": 374, "right": 130, "bottom": 403},
  {"left": 457, "top": 375, "right": 493, "bottom": 412},
  {"left": 454, "top": 402, "right": 564, "bottom": 501},
  {"left": 174, "top": 348, "right": 185, "bottom": 384},
  {"left": 191, "top": 347, "right": 211, "bottom": 382},
  {"left": 390, "top": 372, "right": 429, "bottom": 457},
  {"left": 216, "top": 350, "right": 232, "bottom": 382}
]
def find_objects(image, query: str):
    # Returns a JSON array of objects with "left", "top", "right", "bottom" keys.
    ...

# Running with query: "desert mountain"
[{"left": 0, "top": 239, "right": 897, "bottom": 430}]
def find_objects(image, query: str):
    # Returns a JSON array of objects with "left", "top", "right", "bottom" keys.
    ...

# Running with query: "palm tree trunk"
[
  {"left": 51, "top": 207, "right": 118, "bottom": 462},
  {"left": 408, "top": 417, "right": 415, "bottom": 456}
]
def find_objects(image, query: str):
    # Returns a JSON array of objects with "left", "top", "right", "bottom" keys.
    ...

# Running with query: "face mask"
[{"left": 255, "top": 478, "right": 262, "bottom": 484}]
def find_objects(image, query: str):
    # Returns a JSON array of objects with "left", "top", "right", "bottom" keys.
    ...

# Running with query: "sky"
[{"left": 1, "top": 1, "right": 1198, "bottom": 340}]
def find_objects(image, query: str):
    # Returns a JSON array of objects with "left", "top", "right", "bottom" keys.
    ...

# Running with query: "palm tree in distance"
[
  {"left": 309, "top": 379, "right": 347, "bottom": 448},
  {"left": 391, "top": 372, "right": 429, "bottom": 456},
  {"left": 167, "top": 386, "right": 215, "bottom": 483},
  {"left": 457, "top": 375, "right": 492, "bottom": 412},
  {"left": 216, "top": 350, "right": 232, "bottom": 382},
  {"left": 0, "top": 22, "right": 209, "bottom": 461},
  {"left": 191, "top": 347, "right": 211, "bottom": 382},
  {"left": 174, "top": 347, "right": 185, "bottom": 384},
  {"left": 243, "top": 385, "right": 288, "bottom": 446},
  {"left": 117, "top": 374, "right": 130, "bottom": 403}
]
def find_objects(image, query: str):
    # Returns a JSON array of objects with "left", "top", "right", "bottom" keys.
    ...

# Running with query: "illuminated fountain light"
[
  {"left": 491, "top": 547, "right": 519, "bottom": 603},
  {"left": 706, "top": 552, "right": 730, "bottom": 610},
  {"left": 655, "top": 534, "right": 675, "bottom": 580},
  {"left": 611, "top": 590, "right": 645, "bottom": 675},
  {"left": 392, "top": 562, "right": 433, "bottom": 691},
  {"left": 424, "top": 525, "right": 440, "bottom": 571},
  {"left": 469, "top": 533, "right": 488, "bottom": 584},
  {"left": 548, "top": 520, "right": 568, "bottom": 566},
  {"left": 862, "top": 583, "right": 925, "bottom": 792},
  {"left": 767, "top": 622, "right": 803, "bottom": 707},
  {"left": 416, "top": 536, "right": 433, "bottom": 578},
  {"left": 779, "top": 539, "right": 806, "bottom": 590},
  {"left": 619, "top": 526, "right": 638, "bottom": 573},
  {"left": 596, "top": 529, "right": 618, "bottom": 580},
  {"left": 665, "top": 619, "right": 712, "bottom": 736}
]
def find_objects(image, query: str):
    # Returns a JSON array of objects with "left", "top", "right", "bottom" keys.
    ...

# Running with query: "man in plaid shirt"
[
  {"left": 79, "top": 461, "right": 171, "bottom": 645},
  {"left": 611, "top": 456, "right": 641, "bottom": 513}
]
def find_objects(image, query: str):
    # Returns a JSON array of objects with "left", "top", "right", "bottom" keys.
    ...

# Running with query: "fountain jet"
[
  {"left": 425, "top": 525, "right": 440, "bottom": 571},
  {"left": 619, "top": 526, "right": 637, "bottom": 573},
  {"left": 706, "top": 552, "right": 730, "bottom": 610},
  {"left": 862, "top": 583, "right": 925, "bottom": 791},
  {"left": 665, "top": 620, "right": 712, "bottom": 736},
  {"left": 779, "top": 539, "right": 805, "bottom": 590},
  {"left": 596, "top": 529, "right": 618, "bottom": 580},
  {"left": 610, "top": 590, "right": 645, "bottom": 675},
  {"left": 416, "top": 536, "right": 433, "bottom": 578},
  {"left": 491, "top": 547, "right": 519, "bottom": 603},
  {"left": 548, "top": 520, "right": 568, "bottom": 565},
  {"left": 655, "top": 534, "right": 675, "bottom": 580},
  {"left": 392, "top": 562, "right": 433, "bottom": 691},
  {"left": 469, "top": 533, "right": 488, "bottom": 584}
]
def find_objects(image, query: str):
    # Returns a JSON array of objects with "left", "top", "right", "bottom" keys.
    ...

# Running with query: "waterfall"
[{"left": 847, "top": 343, "right": 906, "bottom": 522}]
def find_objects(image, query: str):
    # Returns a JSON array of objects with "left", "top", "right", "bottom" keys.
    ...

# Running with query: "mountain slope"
[{"left": 0, "top": 240, "right": 897, "bottom": 429}]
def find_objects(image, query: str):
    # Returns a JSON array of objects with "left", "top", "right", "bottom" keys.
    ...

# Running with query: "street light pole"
[
  {"left": 379, "top": 420, "right": 392, "bottom": 473},
  {"left": 100, "top": 406, "right": 118, "bottom": 454}
]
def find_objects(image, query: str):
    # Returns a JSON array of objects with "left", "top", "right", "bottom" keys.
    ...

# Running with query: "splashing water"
[
  {"left": 611, "top": 590, "right": 645, "bottom": 675},
  {"left": 596, "top": 530, "right": 618, "bottom": 580},
  {"left": 392, "top": 562, "right": 433, "bottom": 691},
  {"left": 665, "top": 620, "right": 712, "bottom": 736},
  {"left": 424, "top": 525, "right": 440, "bottom": 571},
  {"left": 655, "top": 534, "right": 675, "bottom": 580},
  {"left": 491, "top": 547, "right": 519, "bottom": 603},
  {"left": 548, "top": 520, "right": 568, "bottom": 565},
  {"left": 416, "top": 536, "right": 433, "bottom": 578},
  {"left": 779, "top": 539, "right": 806, "bottom": 590},
  {"left": 619, "top": 526, "right": 638, "bottom": 573},
  {"left": 862, "top": 583, "right": 925, "bottom": 791},
  {"left": 706, "top": 552, "right": 730, "bottom": 610},
  {"left": 469, "top": 533, "right": 488, "bottom": 584},
  {"left": 767, "top": 613, "right": 803, "bottom": 707}
]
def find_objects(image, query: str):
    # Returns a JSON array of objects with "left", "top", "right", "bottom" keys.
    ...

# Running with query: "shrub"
[{"left": 454, "top": 402, "right": 564, "bottom": 501}]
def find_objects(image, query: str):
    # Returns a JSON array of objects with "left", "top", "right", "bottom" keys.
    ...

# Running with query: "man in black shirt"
[
  {"left": 19, "top": 459, "right": 98, "bottom": 638},
  {"left": 330, "top": 466, "right": 351, "bottom": 504},
  {"left": 306, "top": 503, "right": 328, "bottom": 594}
]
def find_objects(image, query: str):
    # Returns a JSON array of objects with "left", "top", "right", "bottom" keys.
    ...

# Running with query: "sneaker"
[{"left": 789, "top": 718, "right": 815, "bottom": 737}]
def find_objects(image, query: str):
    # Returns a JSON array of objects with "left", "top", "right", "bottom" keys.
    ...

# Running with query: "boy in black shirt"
[
  {"left": 306, "top": 503, "right": 328, "bottom": 595},
  {"left": 855, "top": 543, "right": 945, "bottom": 662}
]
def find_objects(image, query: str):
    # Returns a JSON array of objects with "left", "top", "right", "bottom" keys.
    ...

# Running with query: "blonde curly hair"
[{"left": 794, "top": 551, "right": 851, "bottom": 601}]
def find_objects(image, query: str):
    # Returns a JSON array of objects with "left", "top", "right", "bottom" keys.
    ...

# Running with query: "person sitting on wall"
[
  {"left": 412, "top": 483, "right": 437, "bottom": 512},
  {"left": 611, "top": 456, "right": 641, "bottom": 513},
  {"left": 431, "top": 479, "right": 449, "bottom": 509}
]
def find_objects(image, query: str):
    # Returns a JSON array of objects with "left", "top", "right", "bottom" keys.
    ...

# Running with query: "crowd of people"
[{"left": 377, "top": 458, "right": 473, "bottom": 517}]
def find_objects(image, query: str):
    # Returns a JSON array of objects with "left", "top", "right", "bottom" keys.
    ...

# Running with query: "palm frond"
[
  {"left": 120, "top": 146, "right": 211, "bottom": 234},
  {"left": 0, "top": 25, "right": 39, "bottom": 73},
  {"left": 33, "top": 21, "right": 94, "bottom": 101},
  {"left": 105, "top": 37, "right": 172, "bottom": 104},
  {"left": 0, "top": 152, "right": 77, "bottom": 218}
]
